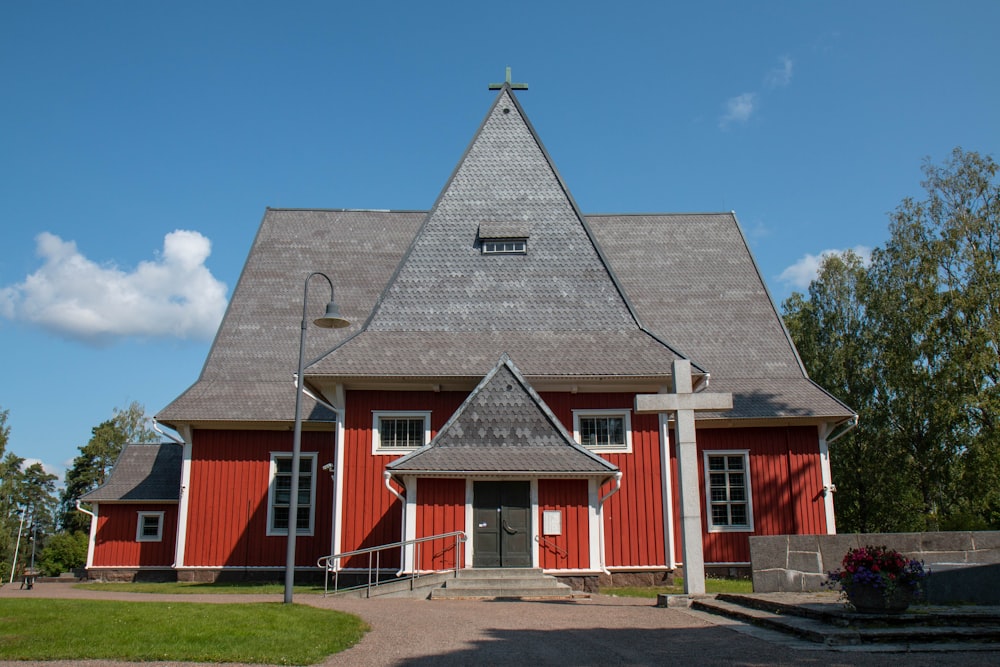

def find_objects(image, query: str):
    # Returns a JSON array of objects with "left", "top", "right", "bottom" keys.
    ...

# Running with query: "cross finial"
[{"left": 488, "top": 66, "right": 528, "bottom": 91}]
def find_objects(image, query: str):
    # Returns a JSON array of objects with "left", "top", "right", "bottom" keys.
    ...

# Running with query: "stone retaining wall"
[{"left": 750, "top": 531, "right": 1000, "bottom": 604}]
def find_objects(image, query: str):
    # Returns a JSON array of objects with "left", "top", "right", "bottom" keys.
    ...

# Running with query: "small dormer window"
[
  {"left": 478, "top": 222, "right": 529, "bottom": 255},
  {"left": 483, "top": 239, "right": 527, "bottom": 254}
]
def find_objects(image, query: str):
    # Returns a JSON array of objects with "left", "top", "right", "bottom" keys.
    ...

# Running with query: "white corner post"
[{"left": 635, "top": 360, "right": 732, "bottom": 595}]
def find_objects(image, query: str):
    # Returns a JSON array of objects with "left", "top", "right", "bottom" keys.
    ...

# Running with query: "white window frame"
[
  {"left": 136, "top": 511, "right": 164, "bottom": 542},
  {"left": 572, "top": 409, "right": 632, "bottom": 453},
  {"left": 704, "top": 450, "right": 754, "bottom": 533},
  {"left": 372, "top": 411, "right": 431, "bottom": 455},
  {"left": 266, "top": 451, "right": 317, "bottom": 537}
]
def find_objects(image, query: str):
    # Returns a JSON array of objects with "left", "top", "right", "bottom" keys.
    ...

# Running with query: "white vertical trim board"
[
  {"left": 659, "top": 413, "right": 676, "bottom": 569},
  {"left": 174, "top": 440, "right": 193, "bottom": 568}
]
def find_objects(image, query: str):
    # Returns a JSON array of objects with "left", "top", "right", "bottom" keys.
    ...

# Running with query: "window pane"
[
  {"left": 141, "top": 516, "right": 159, "bottom": 537},
  {"left": 276, "top": 458, "right": 292, "bottom": 474},
  {"left": 731, "top": 504, "right": 748, "bottom": 525},
  {"left": 580, "top": 416, "right": 626, "bottom": 448},
  {"left": 381, "top": 417, "right": 424, "bottom": 448},
  {"left": 706, "top": 453, "right": 751, "bottom": 531},
  {"left": 711, "top": 505, "right": 729, "bottom": 526},
  {"left": 296, "top": 506, "right": 310, "bottom": 532},
  {"left": 272, "top": 507, "right": 289, "bottom": 530}
]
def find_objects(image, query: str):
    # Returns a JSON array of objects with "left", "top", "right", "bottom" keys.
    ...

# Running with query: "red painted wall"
[
  {"left": 537, "top": 479, "right": 590, "bottom": 570},
  {"left": 414, "top": 478, "right": 466, "bottom": 570},
  {"left": 667, "top": 426, "right": 827, "bottom": 565},
  {"left": 340, "top": 391, "right": 465, "bottom": 567},
  {"left": 173, "top": 393, "right": 826, "bottom": 572},
  {"left": 184, "top": 430, "right": 335, "bottom": 567},
  {"left": 542, "top": 393, "right": 667, "bottom": 568},
  {"left": 91, "top": 503, "right": 177, "bottom": 567}
]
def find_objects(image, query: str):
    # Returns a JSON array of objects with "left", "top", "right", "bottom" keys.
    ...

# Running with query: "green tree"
[
  {"left": 37, "top": 530, "right": 88, "bottom": 576},
  {"left": 783, "top": 252, "right": 919, "bottom": 532},
  {"left": 16, "top": 463, "right": 58, "bottom": 571},
  {"left": 58, "top": 402, "right": 158, "bottom": 533},
  {"left": 0, "top": 407, "right": 20, "bottom": 577},
  {"left": 784, "top": 148, "right": 999, "bottom": 532},
  {"left": 873, "top": 148, "right": 1000, "bottom": 528}
]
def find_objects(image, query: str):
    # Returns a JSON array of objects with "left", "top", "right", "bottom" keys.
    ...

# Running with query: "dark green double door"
[{"left": 473, "top": 481, "right": 531, "bottom": 568}]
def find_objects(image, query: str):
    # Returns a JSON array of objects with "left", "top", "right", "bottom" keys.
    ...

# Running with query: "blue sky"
[{"left": 2, "top": 1, "right": 997, "bottom": 483}]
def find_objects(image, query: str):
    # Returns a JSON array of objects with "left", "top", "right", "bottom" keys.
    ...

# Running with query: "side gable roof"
[
  {"left": 386, "top": 355, "right": 618, "bottom": 475},
  {"left": 81, "top": 443, "right": 182, "bottom": 502},
  {"left": 588, "top": 213, "right": 854, "bottom": 420},
  {"left": 157, "top": 209, "right": 424, "bottom": 424}
]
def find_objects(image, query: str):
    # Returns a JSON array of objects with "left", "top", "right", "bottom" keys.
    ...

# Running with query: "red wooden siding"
[
  {"left": 537, "top": 479, "right": 590, "bottom": 570},
  {"left": 184, "top": 430, "right": 335, "bottom": 567},
  {"left": 696, "top": 426, "right": 827, "bottom": 564},
  {"left": 91, "top": 503, "right": 177, "bottom": 567},
  {"left": 340, "top": 391, "right": 465, "bottom": 568},
  {"left": 414, "top": 478, "right": 466, "bottom": 570},
  {"left": 540, "top": 393, "right": 666, "bottom": 568}
]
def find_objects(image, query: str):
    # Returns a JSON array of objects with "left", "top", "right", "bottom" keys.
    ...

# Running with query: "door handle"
[{"left": 502, "top": 519, "right": 518, "bottom": 535}]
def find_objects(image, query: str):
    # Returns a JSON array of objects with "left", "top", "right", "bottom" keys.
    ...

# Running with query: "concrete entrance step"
[
  {"left": 693, "top": 594, "right": 1000, "bottom": 647},
  {"left": 431, "top": 568, "right": 586, "bottom": 600}
]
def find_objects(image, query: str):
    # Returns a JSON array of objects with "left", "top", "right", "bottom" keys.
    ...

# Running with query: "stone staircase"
[
  {"left": 691, "top": 593, "right": 1000, "bottom": 649},
  {"left": 430, "top": 568, "right": 586, "bottom": 600}
]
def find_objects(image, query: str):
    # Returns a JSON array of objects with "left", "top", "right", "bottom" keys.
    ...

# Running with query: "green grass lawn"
[
  {"left": 75, "top": 580, "right": 326, "bottom": 594},
  {"left": 0, "top": 598, "right": 367, "bottom": 665},
  {"left": 604, "top": 577, "right": 753, "bottom": 598}
]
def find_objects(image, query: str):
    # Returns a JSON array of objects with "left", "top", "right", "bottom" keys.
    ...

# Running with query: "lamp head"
[{"left": 314, "top": 300, "right": 351, "bottom": 329}]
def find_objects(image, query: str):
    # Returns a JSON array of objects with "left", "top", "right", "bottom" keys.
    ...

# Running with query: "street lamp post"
[{"left": 285, "top": 272, "right": 350, "bottom": 604}]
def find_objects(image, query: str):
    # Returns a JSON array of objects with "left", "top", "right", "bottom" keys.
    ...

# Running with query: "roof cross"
[{"left": 488, "top": 66, "right": 528, "bottom": 91}]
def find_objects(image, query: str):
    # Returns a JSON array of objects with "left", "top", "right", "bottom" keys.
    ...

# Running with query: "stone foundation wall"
[
  {"left": 750, "top": 531, "right": 1000, "bottom": 604},
  {"left": 86, "top": 568, "right": 176, "bottom": 583}
]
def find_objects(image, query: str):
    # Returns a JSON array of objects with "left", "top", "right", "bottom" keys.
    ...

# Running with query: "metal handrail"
[
  {"left": 317, "top": 531, "right": 467, "bottom": 597},
  {"left": 535, "top": 533, "right": 568, "bottom": 558}
]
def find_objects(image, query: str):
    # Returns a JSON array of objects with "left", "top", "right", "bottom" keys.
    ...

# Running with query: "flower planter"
[
  {"left": 847, "top": 584, "right": 912, "bottom": 613},
  {"left": 826, "top": 545, "right": 927, "bottom": 613}
]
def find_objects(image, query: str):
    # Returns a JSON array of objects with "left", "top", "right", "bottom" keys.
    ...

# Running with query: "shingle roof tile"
[{"left": 81, "top": 443, "right": 182, "bottom": 502}]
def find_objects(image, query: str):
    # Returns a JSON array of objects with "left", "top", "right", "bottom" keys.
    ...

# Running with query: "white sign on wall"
[{"left": 543, "top": 510, "right": 562, "bottom": 536}]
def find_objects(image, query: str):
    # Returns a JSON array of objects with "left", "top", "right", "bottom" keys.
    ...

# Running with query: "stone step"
[
  {"left": 692, "top": 598, "right": 859, "bottom": 645},
  {"left": 430, "top": 568, "right": 584, "bottom": 600},
  {"left": 694, "top": 595, "right": 1000, "bottom": 646},
  {"left": 454, "top": 568, "right": 545, "bottom": 579},
  {"left": 431, "top": 586, "right": 586, "bottom": 600},
  {"left": 442, "top": 577, "right": 571, "bottom": 589}
]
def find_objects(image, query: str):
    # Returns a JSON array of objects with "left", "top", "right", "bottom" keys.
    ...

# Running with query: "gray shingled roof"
[
  {"left": 157, "top": 86, "right": 853, "bottom": 428},
  {"left": 310, "top": 87, "right": 685, "bottom": 380},
  {"left": 81, "top": 443, "right": 182, "bottom": 502},
  {"left": 387, "top": 356, "right": 618, "bottom": 475},
  {"left": 158, "top": 209, "right": 424, "bottom": 423}
]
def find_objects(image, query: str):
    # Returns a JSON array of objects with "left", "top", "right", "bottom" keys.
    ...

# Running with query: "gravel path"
[{"left": 2, "top": 582, "right": 997, "bottom": 666}]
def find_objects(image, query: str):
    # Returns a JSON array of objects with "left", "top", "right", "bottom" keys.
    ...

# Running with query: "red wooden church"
[{"left": 81, "top": 80, "right": 855, "bottom": 587}]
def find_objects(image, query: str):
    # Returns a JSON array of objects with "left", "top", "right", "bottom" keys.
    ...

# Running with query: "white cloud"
[
  {"left": 720, "top": 92, "right": 757, "bottom": 128},
  {"left": 0, "top": 230, "right": 228, "bottom": 344},
  {"left": 765, "top": 56, "right": 794, "bottom": 88},
  {"left": 778, "top": 246, "right": 872, "bottom": 290},
  {"left": 719, "top": 56, "right": 794, "bottom": 129}
]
